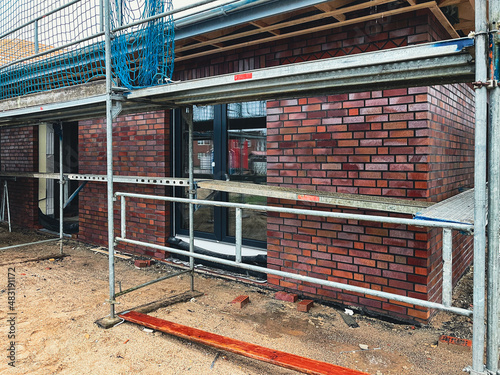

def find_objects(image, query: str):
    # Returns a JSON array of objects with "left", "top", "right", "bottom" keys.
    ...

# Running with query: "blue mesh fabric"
[{"left": 111, "top": 0, "right": 174, "bottom": 89}]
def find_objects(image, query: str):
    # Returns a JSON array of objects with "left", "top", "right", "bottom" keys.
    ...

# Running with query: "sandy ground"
[{"left": 0, "top": 227, "right": 475, "bottom": 375}]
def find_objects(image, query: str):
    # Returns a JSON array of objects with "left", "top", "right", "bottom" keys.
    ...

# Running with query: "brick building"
[{"left": 0, "top": 1, "right": 475, "bottom": 323}]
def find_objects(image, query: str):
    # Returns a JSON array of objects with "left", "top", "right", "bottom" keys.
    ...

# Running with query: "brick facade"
[
  {"left": 0, "top": 126, "right": 39, "bottom": 228},
  {"left": 259, "top": 12, "right": 474, "bottom": 322},
  {"left": 78, "top": 111, "right": 172, "bottom": 259},
  {"left": 0, "top": 9, "right": 474, "bottom": 323},
  {"left": 74, "top": 10, "right": 474, "bottom": 322}
]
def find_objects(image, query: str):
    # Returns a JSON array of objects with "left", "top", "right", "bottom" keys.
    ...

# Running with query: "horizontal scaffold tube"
[
  {"left": 115, "top": 236, "right": 472, "bottom": 317},
  {"left": 115, "top": 192, "right": 474, "bottom": 232}
]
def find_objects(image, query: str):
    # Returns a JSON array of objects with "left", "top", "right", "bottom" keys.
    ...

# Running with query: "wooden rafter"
[
  {"left": 430, "top": 5, "right": 460, "bottom": 37},
  {"left": 177, "top": 0, "right": 397, "bottom": 55},
  {"left": 249, "top": 20, "right": 280, "bottom": 35},
  {"left": 453, "top": 20, "right": 474, "bottom": 31},
  {"left": 454, "top": 2, "right": 475, "bottom": 32},
  {"left": 437, "top": 0, "right": 465, "bottom": 6},
  {"left": 176, "top": 1, "right": 442, "bottom": 62},
  {"left": 192, "top": 35, "right": 224, "bottom": 48},
  {"left": 315, "top": 2, "right": 346, "bottom": 22}
]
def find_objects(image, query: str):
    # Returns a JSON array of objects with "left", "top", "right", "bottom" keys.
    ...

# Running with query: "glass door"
[
  {"left": 226, "top": 102, "right": 267, "bottom": 243},
  {"left": 177, "top": 105, "right": 217, "bottom": 238},
  {"left": 175, "top": 101, "right": 267, "bottom": 247}
]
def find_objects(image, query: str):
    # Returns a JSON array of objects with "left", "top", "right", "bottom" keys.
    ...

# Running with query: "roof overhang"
[{"left": 174, "top": 0, "right": 475, "bottom": 63}]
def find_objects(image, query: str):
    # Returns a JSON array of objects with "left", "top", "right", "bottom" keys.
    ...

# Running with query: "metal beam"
[
  {"left": 66, "top": 174, "right": 191, "bottom": 186},
  {"left": 471, "top": 0, "right": 488, "bottom": 370},
  {"left": 0, "top": 172, "right": 191, "bottom": 186},
  {"left": 130, "top": 38, "right": 474, "bottom": 106}
]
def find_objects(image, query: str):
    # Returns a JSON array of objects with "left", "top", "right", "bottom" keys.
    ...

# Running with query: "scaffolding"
[{"left": 0, "top": 0, "right": 499, "bottom": 373}]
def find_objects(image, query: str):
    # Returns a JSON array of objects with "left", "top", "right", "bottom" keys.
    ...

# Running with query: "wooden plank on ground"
[
  {"left": 0, "top": 253, "right": 69, "bottom": 266},
  {"left": 119, "top": 310, "right": 369, "bottom": 375},
  {"left": 91, "top": 247, "right": 131, "bottom": 260}
]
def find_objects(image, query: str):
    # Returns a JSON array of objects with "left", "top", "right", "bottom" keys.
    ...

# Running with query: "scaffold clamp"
[{"left": 472, "top": 80, "right": 498, "bottom": 89}]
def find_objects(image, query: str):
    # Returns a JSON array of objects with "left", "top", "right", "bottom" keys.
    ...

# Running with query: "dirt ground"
[{"left": 0, "top": 226, "right": 475, "bottom": 375}]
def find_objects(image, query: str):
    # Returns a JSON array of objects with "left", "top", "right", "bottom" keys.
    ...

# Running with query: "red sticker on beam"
[
  {"left": 234, "top": 73, "right": 252, "bottom": 81},
  {"left": 297, "top": 194, "right": 320, "bottom": 202}
]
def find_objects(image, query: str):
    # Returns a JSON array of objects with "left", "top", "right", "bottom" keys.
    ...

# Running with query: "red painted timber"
[{"left": 119, "top": 311, "right": 369, "bottom": 375}]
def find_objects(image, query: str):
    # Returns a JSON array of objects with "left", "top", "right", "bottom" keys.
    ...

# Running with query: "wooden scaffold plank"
[
  {"left": 197, "top": 180, "right": 433, "bottom": 215},
  {"left": 119, "top": 310, "right": 369, "bottom": 375}
]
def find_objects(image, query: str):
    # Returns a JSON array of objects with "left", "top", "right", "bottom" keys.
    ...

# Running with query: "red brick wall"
[
  {"left": 267, "top": 89, "right": 433, "bottom": 198},
  {"left": 78, "top": 111, "right": 172, "bottom": 259},
  {"left": 265, "top": 88, "right": 443, "bottom": 322},
  {"left": 173, "top": 11, "right": 440, "bottom": 80},
  {"left": 74, "top": 9, "right": 474, "bottom": 322},
  {"left": 267, "top": 202, "right": 433, "bottom": 321},
  {"left": 422, "top": 82, "right": 475, "bottom": 305},
  {"left": 0, "top": 126, "right": 39, "bottom": 228},
  {"left": 259, "top": 11, "right": 474, "bottom": 322}
]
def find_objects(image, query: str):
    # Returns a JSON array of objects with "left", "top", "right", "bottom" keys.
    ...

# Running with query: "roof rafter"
[
  {"left": 249, "top": 20, "right": 281, "bottom": 35},
  {"left": 176, "top": 1, "right": 443, "bottom": 62},
  {"left": 314, "top": 1, "right": 349, "bottom": 22},
  {"left": 177, "top": 0, "right": 397, "bottom": 56}
]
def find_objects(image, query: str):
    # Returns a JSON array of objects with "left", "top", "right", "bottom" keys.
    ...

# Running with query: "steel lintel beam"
[
  {"left": 129, "top": 38, "right": 474, "bottom": 106},
  {"left": 0, "top": 38, "right": 474, "bottom": 125}
]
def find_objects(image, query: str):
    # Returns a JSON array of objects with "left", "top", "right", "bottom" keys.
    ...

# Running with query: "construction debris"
[
  {"left": 339, "top": 312, "right": 359, "bottom": 328},
  {"left": 231, "top": 295, "right": 250, "bottom": 308},
  {"left": 91, "top": 247, "right": 131, "bottom": 260},
  {"left": 297, "top": 300, "right": 314, "bottom": 312},
  {"left": 274, "top": 291, "right": 298, "bottom": 303},
  {"left": 134, "top": 259, "right": 154, "bottom": 268},
  {"left": 438, "top": 335, "right": 472, "bottom": 347},
  {"left": 0, "top": 253, "right": 69, "bottom": 266}
]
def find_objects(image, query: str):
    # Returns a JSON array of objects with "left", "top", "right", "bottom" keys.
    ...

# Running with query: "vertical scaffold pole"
[
  {"left": 472, "top": 0, "right": 488, "bottom": 372},
  {"left": 3, "top": 181, "right": 11, "bottom": 232},
  {"left": 487, "top": 0, "right": 500, "bottom": 372},
  {"left": 104, "top": 0, "right": 116, "bottom": 319},
  {"left": 442, "top": 228, "right": 452, "bottom": 307},
  {"left": 183, "top": 107, "right": 195, "bottom": 291},
  {"left": 99, "top": 0, "right": 104, "bottom": 32},
  {"left": 58, "top": 124, "right": 64, "bottom": 255},
  {"left": 235, "top": 208, "right": 242, "bottom": 264}
]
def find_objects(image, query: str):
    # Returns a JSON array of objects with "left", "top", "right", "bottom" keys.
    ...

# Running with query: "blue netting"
[
  {"left": 0, "top": 0, "right": 174, "bottom": 101},
  {"left": 111, "top": 0, "right": 175, "bottom": 88}
]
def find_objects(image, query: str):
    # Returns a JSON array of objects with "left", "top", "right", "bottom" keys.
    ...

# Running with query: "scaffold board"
[
  {"left": 197, "top": 180, "right": 432, "bottom": 215},
  {"left": 414, "top": 188, "right": 475, "bottom": 225}
]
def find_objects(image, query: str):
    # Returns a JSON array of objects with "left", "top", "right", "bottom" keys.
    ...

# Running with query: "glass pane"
[
  {"left": 227, "top": 101, "right": 267, "bottom": 242},
  {"left": 227, "top": 193, "right": 268, "bottom": 242},
  {"left": 180, "top": 105, "right": 215, "bottom": 233}
]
